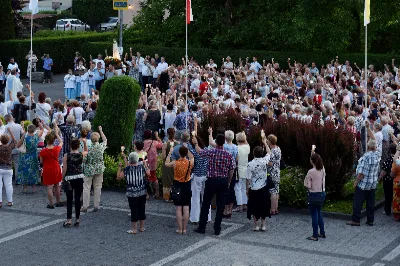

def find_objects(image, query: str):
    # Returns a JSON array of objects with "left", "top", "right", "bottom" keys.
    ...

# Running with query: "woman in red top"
[{"left": 40, "top": 123, "right": 63, "bottom": 209}]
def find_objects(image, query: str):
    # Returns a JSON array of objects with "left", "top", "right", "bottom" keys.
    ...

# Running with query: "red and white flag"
[{"left": 186, "top": 0, "right": 193, "bottom": 24}]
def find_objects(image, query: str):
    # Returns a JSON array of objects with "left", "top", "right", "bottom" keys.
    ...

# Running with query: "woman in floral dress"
[
  {"left": 267, "top": 134, "right": 281, "bottom": 215},
  {"left": 133, "top": 101, "right": 146, "bottom": 143},
  {"left": 17, "top": 123, "right": 44, "bottom": 193}
]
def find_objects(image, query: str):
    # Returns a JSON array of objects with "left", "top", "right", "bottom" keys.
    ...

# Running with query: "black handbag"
[
  {"left": 266, "top": 173, "right": 275, "bottom": 190},
  {"left": 62, "top": 179, "right": 72, "bottom": 192},
  {"left": 170, "top": 161, "right": 191, "bottom": 202},
  {"left": 307, "top": 170, "right": 326, "bottom": 206}
]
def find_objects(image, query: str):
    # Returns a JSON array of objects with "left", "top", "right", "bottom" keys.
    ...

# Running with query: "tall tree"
[
  {"left": 72, "top": 0, "right": 118, "bottom": 28},
  {"left": 0, "top": 0, "right": 16, "bottom": 40}
]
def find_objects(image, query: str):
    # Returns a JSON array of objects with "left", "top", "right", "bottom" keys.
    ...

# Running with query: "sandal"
[
  {"left": 63, "top": 221, "right": 72, "bottom": 228},
  {"left": 139, "top": 228, "right": 145, "bottom": 232},
  {"left": 47, "top": 204, "right": 55, "bottom": 209},
  {"left": 0, "top": 202, "right": 2, "bottom": 208},
  {"left": 127, "top": 230, "right": 137, "bottom": 234},
  {"left": 182, "top": 230, "right": 187, "bottom": 235},
  {"left": 306, "top": 236, "right": 318, "bottom": 241},
  {"left": 176, "top": 229, "right": 182, "bottom": 235},
  {"left": 74, "top": 221, "right": 80, "bottom": 227},
  {"left": 7, "top": 202, "right": 13, "bottom": 207}
]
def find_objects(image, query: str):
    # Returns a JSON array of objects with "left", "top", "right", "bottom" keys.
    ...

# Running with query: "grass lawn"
[{"left": 323, "top": 180, "right": 384, "bottom": 214}]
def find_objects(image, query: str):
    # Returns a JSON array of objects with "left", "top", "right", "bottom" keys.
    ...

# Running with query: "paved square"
[{"left": 1, "top": 188, "right": 400, "bottom": 266}]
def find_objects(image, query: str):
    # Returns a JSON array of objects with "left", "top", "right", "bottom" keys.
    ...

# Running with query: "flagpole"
[
  {"left": 185, "top": 0, "right": 188, "bottom": 132},
  {"left": 29, "top": 12, "right": 33, "bottom": 111}
]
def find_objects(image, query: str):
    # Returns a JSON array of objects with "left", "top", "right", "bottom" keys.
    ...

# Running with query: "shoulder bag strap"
[
  {"left": 184, "top": 161, "right": 191, "bottom": 182},
  {"left": 146, "top": 140, "right": 154, "bottom": 153}
]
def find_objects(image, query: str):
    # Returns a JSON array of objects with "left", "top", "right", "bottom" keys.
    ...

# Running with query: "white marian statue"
[{"left": 112, "top": 40, "right": 121, "bottom": 60}]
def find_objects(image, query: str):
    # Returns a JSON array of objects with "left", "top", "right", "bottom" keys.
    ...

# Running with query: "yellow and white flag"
[{"left": 364, "top": 0, "right": 370, "bottom": 26}]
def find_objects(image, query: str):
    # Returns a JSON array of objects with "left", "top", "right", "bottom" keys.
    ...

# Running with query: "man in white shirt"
[
  {"left": 223, "top": 56, "right": 233, "bottom": 70},
  {"left": 92, "top": 54, "right": 105, "bottom": 69},
  {"left": 0, "top": 91, "right": 14, "bottom": 116},
  {"left": 157, "top": 57, "right": 169, "bottom": 93},
  {"left": 4, "top": 114, "right": 23, "bottom": 181},
  {"left": 136, "top": 52, "right": 145, "bottom": 91},
  {"left": 250, "top": 57, "right": 262, "bottom": 73},
  {"left": 207, "top": 59, "right": 217, "bottom": 69},
  {"left": 7, "top": 58, "right": 20, "bottom": 77},
  {"left": 190, "top": 74, "right": 200, "bottom": 92}
]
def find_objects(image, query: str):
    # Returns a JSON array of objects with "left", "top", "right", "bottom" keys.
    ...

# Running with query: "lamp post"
[{"left": 119, "top": 10, "right": 123, "bottom": 48}]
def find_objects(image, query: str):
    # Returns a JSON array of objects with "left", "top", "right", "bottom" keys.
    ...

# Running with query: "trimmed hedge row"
[
  {"left": 83, "top": 42, "right": 399, "bottom": 71},
  {"left": 0, "top": 33, "right": 116, "bottom": 75}
]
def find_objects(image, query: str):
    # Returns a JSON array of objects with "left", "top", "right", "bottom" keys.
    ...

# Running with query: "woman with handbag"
[
  {"left": 0, "top": 128, "right": 17, "bottom": 207},
  {"left": 39, "top": 124, "right": 63, "bottom": 209},
  {"left": 246, "top": 138, "right": 271, "bottom": 231},
  {"left": 304, "top": 150, "right": 326, "bottom": 241},
  {"left": 165, "top": 145, "right": 194, "bottom": 234},
  {"left": 62, "top": 138, "right": 87, "bottom": 227},
  {"left": 17, "top": 123, "right": 44, "bottom": 193},
  {"left": 117, "top": 152, "right": 149, "bottom": 234}
]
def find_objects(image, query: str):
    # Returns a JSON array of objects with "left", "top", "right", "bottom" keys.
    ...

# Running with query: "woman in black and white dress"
[
  {"left": 118, "top": 152, "right": 150, "bottom": 234},
  {"left": 246, "top": 138, "right": 271, "bottom": 231}
]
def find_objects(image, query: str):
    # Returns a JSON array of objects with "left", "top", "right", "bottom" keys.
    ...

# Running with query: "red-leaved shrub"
[{"left": 198, "top": 110, "right": 355, "bottom": 200}]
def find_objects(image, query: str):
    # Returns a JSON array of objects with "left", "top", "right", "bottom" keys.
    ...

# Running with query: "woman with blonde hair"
[
  {"left": 223, "top": 130, "right": 238, "bottom": 218},
  {"left": 232, "top": 132, "right": 250, "bottom": 213},
  {"left": 81, "top": 126, "right": 107, "bottom": 212},
  {"left": 267, "top": 134, "right": 281, "bottom": 215}
]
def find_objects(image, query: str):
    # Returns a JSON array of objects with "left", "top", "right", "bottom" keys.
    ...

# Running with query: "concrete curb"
[{"left": 280, "top": 199, "right": 385, "bottom": 221}]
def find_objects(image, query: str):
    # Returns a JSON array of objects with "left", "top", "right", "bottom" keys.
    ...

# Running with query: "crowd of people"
[{"left": 1, "top": 50, "right": 400, "bottom": 241}]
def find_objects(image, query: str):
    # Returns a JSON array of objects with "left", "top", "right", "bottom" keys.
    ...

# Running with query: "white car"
[
  {"left": 55, "top": 19, "right": 90, "bottom": 31},
  {"left": 98, "top": 17, "right": 119, "bottom": 31}
]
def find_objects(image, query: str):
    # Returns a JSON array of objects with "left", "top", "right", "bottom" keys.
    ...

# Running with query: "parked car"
[
  {"left": 98, "top": 17, "right": 119, "bottom": 31},
  {"left": 55, "top": 19, "right": 90, "bottom": 31}
]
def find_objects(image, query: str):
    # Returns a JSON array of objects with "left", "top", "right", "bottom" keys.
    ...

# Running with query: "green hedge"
[
  {"left": 0, "top": 33, "right": 116, "bottom": 75},
  {"left": 93, "top": 76, "right": 140, "bottom": 156},
  {"left": 83, "top": 42, "right": 399, "bottom": 71}
]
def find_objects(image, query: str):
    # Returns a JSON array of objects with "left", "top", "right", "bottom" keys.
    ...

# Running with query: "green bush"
[
  {"left": 279, "top": 167, "right": 308, "bottom": 209},
  {"left": 93, "top": 76, "right": 140, "bottom": 156},
  {"left": 82, "top": 42, "right": 399, "bottom": 71},
  {"left": 72, "top": 0, "right": 118, "bottom": 28},
  {"left": 103, "top": 154, "right": 125, "bottom": 188},
  {"left": 0, "top": 33, "right": 115, "bottom": 75},
  {"left": 0, "top": 0, "right": 15, "bottom": 40}
]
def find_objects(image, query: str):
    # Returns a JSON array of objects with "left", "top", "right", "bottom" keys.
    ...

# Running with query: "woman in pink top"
[
  {"left": 143, "top": 130, "right": 162, "bottom": 199},
  {"left": 304, "top": 151, "right": 326, "bottom": 241}
]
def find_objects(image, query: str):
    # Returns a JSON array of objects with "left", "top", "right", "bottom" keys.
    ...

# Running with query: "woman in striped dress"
[{"left": 118, "top": 152, "right": 150, "bottom": 234}]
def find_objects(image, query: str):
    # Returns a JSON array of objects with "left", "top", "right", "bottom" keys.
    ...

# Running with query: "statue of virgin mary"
[{"left": 112, "top": 40, "right": 121, "bottom": 60}]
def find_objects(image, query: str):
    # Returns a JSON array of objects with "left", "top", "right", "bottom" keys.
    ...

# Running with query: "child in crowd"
[{"left": 64, "top": 69, "right": 76, "bottom": 100}]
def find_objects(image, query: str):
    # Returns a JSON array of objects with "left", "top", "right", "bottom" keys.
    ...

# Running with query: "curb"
[{"left": 280, "top": 199, "right": 385, "bottom": 221}]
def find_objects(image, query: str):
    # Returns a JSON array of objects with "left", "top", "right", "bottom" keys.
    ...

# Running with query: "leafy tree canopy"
[{"left": 130, "top": 0, "right": 400, "bottom": 54}]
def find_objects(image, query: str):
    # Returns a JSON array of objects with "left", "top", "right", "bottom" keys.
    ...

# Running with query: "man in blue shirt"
[
  {"left": 41, "top": 54, "right": 53, "bottom": 83},
  {"left": 93, "top": 62, "right": 105, "bottom": 91}
]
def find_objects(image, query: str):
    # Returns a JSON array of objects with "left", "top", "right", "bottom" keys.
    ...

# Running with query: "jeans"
[
  {"left": 234, "top": 178, "right": 248, "bottom": 205},
  {"left": 352, "top": 186, "right": 376, "bottom": 223},
  {"left": 309, "top": 204, "right": 325, "bottom": 238},
  {"left": 198, "top": 178, "right": 228, "bottom": 232},
  {"left": 82, "top": 174, "right": 103, "bottom": 209},
  {"left": 44, "top": 69, "right": 52, "bottom": 81},
  {"left": 128, "top": 195, "right": 146, "bottom": 222},
  {"left": 0, "top": 168, "right": 13, "bottom": 203},
  {"left": 190, "top": 174, "right": 211, "bottom": 223},
  {"left": 139, "top": 72, "right": 144, "bottom": 91},
  {"left": 66, "top": 178, "right": 83, "bottom": 220},
  {"left": 383, "top": 179, "right": 393, "bottom": 214}
]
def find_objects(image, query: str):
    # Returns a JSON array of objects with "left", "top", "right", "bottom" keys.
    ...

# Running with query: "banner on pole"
[
  {"left": 113, "top": 0, "right": 128, "bottom": 10},
  {"left": 364, "top": 0, "right": 370, "bottom": 26},
  {"left": 29, "top": 0, "right": 39, "bottom": 15},
  {"left": 186, "top": 0, "right": 193, "bottom": 24}
]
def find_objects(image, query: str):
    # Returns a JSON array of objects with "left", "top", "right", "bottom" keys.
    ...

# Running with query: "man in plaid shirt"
[
  {"left": 193, "top": 129, "right": 235, "bottom": 235},
  {"left": 347, "top": 121, "right": 380, "bottom": 226}
]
